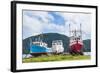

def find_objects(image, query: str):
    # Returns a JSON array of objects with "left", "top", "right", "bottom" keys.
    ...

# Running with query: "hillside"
[
  {"left": 23, "top": 33, "right": 91, "bottom": 54},
  {"left": 83, "top": 39, "right": 91, "bottom": 52}
]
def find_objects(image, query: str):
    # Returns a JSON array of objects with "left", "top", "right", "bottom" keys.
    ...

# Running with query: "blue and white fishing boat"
[{"left": 30, "top": 40, "right": 52, "bottom": 55}]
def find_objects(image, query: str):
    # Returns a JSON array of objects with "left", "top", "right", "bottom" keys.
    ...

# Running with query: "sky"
[{"left": 23, "top": 10, "right": 91, "bottom": 40}]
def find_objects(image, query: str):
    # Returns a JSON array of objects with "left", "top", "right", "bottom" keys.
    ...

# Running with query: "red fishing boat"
[{"left": 69, "top": 24, "right": 83, "bottom": 55}]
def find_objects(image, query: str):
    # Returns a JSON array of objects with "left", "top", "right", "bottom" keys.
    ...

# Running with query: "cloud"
[
  {"left": 56, "top": 12, "right": 91, "bottom": 39},
  {"left": 24, "top": 11, "right": 54, "bottom": 23},
  {"left": 23, "top": 10, "right": 91, "bottom": 40},
  {"left": 48, "top": 12, "right": 65, "bottom": 26},
  {"left": 23, "top": 11, "right": 45, "bottom": 39}
]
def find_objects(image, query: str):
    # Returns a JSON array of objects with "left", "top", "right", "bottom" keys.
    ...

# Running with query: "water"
[
  {"left": 63, "top": 52, "right": 91, "bottom": 56},
  {"left": 22, "top": 54, "right": 32, "bottom": 58},
  {"left": 84, "top": 52, "right": 91, "bottom": 56}
]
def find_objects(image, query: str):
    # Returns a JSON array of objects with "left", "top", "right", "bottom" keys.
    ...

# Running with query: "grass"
[{"left": 22, "top": 54, "right": 91, "bottom": 63}]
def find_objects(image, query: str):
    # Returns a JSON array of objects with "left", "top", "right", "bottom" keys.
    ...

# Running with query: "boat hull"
[
  {"left": 70, "top": 42, "right": 83, "bottom": 55},
  {"left": 30, "top": 45, "right": 52, "bottom": 56}
]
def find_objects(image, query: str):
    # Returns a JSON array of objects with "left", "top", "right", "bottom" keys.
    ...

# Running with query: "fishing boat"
[
  {"left": 30, "top": 41, "right": 52, "bottom": 56},
  {"left": 52, "top": 40, "right": 64, "bottom": 54},
  {"left": 69, "top": 24, "right": 83, "bottom": 55},
  {"left": 30, "top": 35, "right": 52, "bottom": 56}
]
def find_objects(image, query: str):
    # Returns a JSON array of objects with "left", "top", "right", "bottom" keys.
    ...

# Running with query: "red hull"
[{"left": 70, "top": 42, "right": 83, "bottom": 52}]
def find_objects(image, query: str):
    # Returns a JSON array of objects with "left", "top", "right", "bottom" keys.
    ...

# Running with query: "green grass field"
[{"left": 22, "top": 54, "right": 91, "bottom": 63}]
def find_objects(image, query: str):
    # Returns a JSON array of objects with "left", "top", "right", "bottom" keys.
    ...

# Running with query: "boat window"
[{"left": 78, "top": 38, "right": 80, "bottom": 40}]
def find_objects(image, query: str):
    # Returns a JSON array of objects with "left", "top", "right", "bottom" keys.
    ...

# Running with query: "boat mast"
[
  {"left": 40, "top": 32, "right": 43, "bottom": 42},
  {"left": 80, "top": 23, "right": 82, "bottom": 40},
  {"left": 29, "top": 38, "right": 32, "bottom": 53},
  {"left": 69, "top": 24, "right": 71, "bottom": 52},
  {"left": 69, "top": 24, "right": 71, "bottom": 38},
  {"left": 30, "top": 38, "right": 32, "bottom": 47}
]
